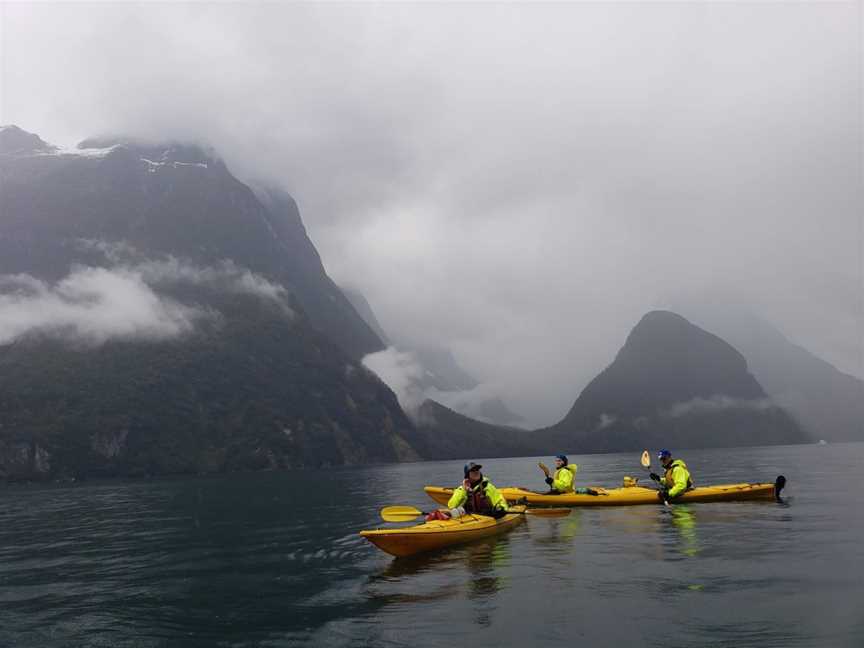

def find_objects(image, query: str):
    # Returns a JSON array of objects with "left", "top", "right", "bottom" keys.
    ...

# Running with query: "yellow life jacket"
[
  {"left": 551, "top": 463, "right": 577, "bottom": 493},
  {"left": 663, "top": 459, "right": 693, "bottom": 497}
]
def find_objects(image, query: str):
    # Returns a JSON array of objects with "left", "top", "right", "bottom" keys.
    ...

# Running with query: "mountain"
[
  {"left": 0, "top": 127, "right": 382, "bottom": 359},
  {"left": 538, "top": 311, "right": 810, "bottom": 452},
  {"left": 682, "top": 308, "right": 864, "bottom": 442},
  {"left": 0, "top": 127, "right": 419, "bottom": 480},
  {"left": 411, "top": 400, "right": 534, "bottom": 460},
  {"left": 0, "top": 292, "right": 419, "bottom": 481},
  {"left": 340, "top": 287, "right": 390, "bottom": 346},
  {"left": 341, "top": 285, "right": 524, "bottom": 426}
]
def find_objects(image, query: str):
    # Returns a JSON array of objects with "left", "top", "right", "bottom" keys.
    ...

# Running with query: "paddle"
[
  {"left": 380, "top": 505, "right": 571, "bottom": 523},
  {"left": 640, "top": 449, "right": 670, "bottom": 506}
]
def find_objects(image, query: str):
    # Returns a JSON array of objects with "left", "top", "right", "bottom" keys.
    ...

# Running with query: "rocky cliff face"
[{"left": 537, "top": 311, "right": 810, "bottom": 452}]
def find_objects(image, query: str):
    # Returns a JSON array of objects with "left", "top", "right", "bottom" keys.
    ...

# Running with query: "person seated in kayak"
[
  {"left": 445, "top": 462, "right": 509, "bottom": 519},
  {"left": 538, "top": 455, "right": 599, "bottom": 495},
  {"left": 650, "top": 449, "right": 693, "bottom": 502},
  {"left": 539, "top": 455, "right": 575, "bottom": 493}
]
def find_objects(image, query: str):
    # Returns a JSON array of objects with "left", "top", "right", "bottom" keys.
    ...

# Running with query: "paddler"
[
  {"left": 650, "top": 449, "right": 693, "bottom": 502},
  {"left": 538, "top": 455, "right": 599, "bottom": 495},
  {"left": 540, "top": 455, "right": 576, "bottom": 493},
  {"left": 429, "top": 462, "right": 509, "bottom": 520}
]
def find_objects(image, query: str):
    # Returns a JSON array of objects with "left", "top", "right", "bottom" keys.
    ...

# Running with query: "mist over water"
[{"left": 1, "top": 443, "right": 861, "bottom": 647}]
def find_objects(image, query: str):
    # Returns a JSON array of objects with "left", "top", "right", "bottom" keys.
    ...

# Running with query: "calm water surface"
[{"left": 1, "top": 443, "right": 862, "bottom": 647}]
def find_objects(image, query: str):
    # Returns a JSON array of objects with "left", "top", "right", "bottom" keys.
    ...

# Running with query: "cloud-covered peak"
[
  {"left": 0, "top": 125, "right": 56, "bottom": 155},
  {"left": 76, "top": 135, "right": 220, "bottom": 167}
]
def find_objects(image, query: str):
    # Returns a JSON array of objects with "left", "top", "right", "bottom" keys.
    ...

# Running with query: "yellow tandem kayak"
[
  {"left": 359, "top": 505, "right": 527, "bottom": 557},
  {"left": 424, "top": 479, "right": 784, "bottom": 508}
]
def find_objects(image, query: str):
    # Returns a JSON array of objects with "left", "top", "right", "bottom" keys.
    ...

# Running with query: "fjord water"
[{"left": 1, "top": 444, "right": 861, "bottom": 647}]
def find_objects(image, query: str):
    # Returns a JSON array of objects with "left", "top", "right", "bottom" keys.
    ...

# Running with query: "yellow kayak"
[
  {"left": 424, "top": 479, "right": 784, "bottom": 508},
  {"left": 359, "top": 506, "right": 526, "bottom": 557}
]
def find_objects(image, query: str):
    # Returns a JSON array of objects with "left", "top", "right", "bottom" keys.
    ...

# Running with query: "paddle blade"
[
  {"left": 640, "top": 450, "right": 651, "bottom": 469},
  {"left": 380, "top": 505, "right": 424, "bottom": 522},
  {"left": 774, "top": 475, "right": 787, "bottom": 501},
  {"left": 524, "top": 507, "right": 571, "bottom": 518}
]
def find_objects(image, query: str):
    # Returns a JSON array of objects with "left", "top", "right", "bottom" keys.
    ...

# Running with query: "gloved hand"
[
  {"left": 657, "top": 489, "right": 669, "bottom": 503},
  {"left": 649, "top": 472, "right": 661, "bottom": 482},
  {"left": 449, "top": 506, "right": 466, "bottom": 519},
  {"left": 544, "top": 476, "right": 554, "bottom": 485}
]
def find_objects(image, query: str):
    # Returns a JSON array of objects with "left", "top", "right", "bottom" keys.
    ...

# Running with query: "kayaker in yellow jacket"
[
  {"left": 650, "top": 449, "right": 693, "bottom": 502},
  {"left": 541, "top": 455, "right": 576, "bottom": 493},
  {"left": 446, "top": 462, "right": 509, "bottom": 519},
  {"left": 539, "top": 455, "right": 599, "bottom": 495}
]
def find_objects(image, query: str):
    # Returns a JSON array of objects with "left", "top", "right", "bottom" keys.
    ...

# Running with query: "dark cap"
[
  {"left": 463, "top": 462, "right": 483, "bottom": 477},
  {"left": 555, "top": 454, "right": 568, "bottom": 465}
]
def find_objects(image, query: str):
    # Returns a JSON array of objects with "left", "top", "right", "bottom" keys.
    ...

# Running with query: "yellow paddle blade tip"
[{"left": 380, "top": 505, "right": 424, "bottom": 521}]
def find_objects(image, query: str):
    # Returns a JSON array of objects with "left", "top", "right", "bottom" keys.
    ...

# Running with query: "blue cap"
[
  {"left": 464, "top": 462, "right": 482, "bottom": 477},
  {"left": 555, "top": 455, "right": 568, "bottom": 465},
  {"left": 657, "top": 449, "right": 672, "bottom": 460}
]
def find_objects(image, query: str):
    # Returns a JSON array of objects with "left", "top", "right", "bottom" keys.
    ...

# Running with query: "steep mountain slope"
[
  {"left": 0, "top": 292, "right": 418, "bottom": 480},
  {"left": 0, "top": 127, "right": 416, "bottom": 480},
  {"left": 341, "top": 285, "right": 524, "bottom": 426},
  {"left": 0, "top": 126, "right": 382, "bottom": 359},
  {"left": 411, "top": 400, "right": 534, "bottom": 460},
  {"left": 684, "top": 308, "right": 864, "bottom": 442},
  {"left": 538, "top": 311, "right": 810, "bottom": 452}
]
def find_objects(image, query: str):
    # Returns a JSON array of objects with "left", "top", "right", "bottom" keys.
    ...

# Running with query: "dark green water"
[{"left": 1, "top": 443, "right": 862, "bottom": 647}]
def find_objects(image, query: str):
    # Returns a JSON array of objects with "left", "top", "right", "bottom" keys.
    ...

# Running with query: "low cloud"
[
  {"left": 80, "top": 240, "right": 290, "bottom": 303},
  {"left": 0, "top": 267, "right": 202, "bottom": 345},
  {"left": 135, "top": 257, "right": 288, "bottom": 303},
  {"left": 424, "top": 383, "right": 517, "bottom": 425},
  {"left": 362, "top": 347, "right": 428, "bottom": 411},
  {"left": 662, "top": 395, "right": 774, "bottom": 419},
  {"left": 362, "top": 346, "right": 520, "bottom": 425},
  {"left": 595, "top": 413, "right": 617, "bottom": 431},
  {"left": 0, "top": 249, "right": 292, "bottom": 346}
]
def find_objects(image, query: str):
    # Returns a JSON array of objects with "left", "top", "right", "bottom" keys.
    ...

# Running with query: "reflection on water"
[
  {"left": 466, "top": 538, "right": 511, "bottom": 627},
  {"left": 670, "top": 505, "right": 699, "bottom": 557},
  {"left": 365, "top": 533, "right": 514, "bottom": 625},
  {"left": 530, "top": 511, "right": 583, "bottom": 549}
]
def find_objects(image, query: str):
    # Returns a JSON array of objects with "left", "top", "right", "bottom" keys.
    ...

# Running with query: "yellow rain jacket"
[
  {"left": 447, "top": 479, "right": 508, "bottom": 513},
  {"left": 549, "top": 463, "right": 577, "bottom": 493},
  {"left": 663, "top": 459, "right": 693, "bottom": 498}
]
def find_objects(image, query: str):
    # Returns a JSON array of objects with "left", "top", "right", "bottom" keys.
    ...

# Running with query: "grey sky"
[{"left": 2, "top": 2, "right": 861, "bottom": 425}]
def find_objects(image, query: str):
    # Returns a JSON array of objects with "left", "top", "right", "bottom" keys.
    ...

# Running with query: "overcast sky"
[{"left": 1, "top": 2, "right": 861, "bottom": 426}]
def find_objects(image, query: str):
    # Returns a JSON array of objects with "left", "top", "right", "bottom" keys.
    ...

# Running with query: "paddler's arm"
[
  {"left": 485, "top": 482, "right": 508, "bottom": 511},
  {"left": 447, "top": 486, "right": 468, "bottom": 509}
]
